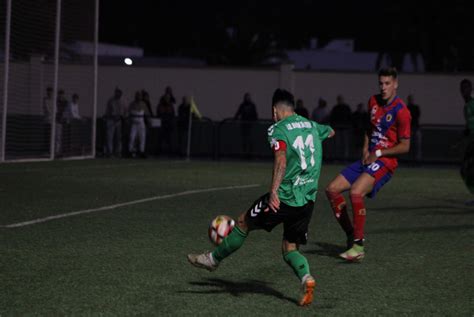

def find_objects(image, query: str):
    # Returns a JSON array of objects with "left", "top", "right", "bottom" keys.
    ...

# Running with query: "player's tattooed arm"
[{"left": 268, "top": 150, "right": 286, "bottom": 212}]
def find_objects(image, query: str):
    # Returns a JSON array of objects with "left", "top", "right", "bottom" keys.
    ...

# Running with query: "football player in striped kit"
[{"left": 326, "top": 67, "right": 411, "bottom": 261}]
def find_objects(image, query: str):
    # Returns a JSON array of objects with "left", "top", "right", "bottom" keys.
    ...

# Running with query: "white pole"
[
  {"left": 185, "top": 98, "right": 192, "bottom": 160},
  {"left": 91, "top": 0, "right": 99, "bottom": 158},
  {"left": 1, "top": 0, "right": 12, "bottom": 162},
  {"left": 50, "top": 0, "right": 61, "bottom": 159}
]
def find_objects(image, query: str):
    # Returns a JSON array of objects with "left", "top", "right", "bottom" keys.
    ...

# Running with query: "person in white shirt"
[
  {"left": 64, "top": 93, "right": 81, "bottom": 122},
  {"left": 128, "top": 91, "right": 149, "bottom": 158}
]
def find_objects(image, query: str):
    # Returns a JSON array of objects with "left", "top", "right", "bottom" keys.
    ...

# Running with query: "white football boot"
[{"left": 187, "top": 252, "right": 218, "bottom": 272}]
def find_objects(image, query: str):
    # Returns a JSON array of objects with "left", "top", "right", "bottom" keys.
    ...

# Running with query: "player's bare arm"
[
  {"left": 268, "top": 149, "right": 286, "bottom": 212},
  {"left": 365, "top": 138, "right": 410, "bottom": 164}
]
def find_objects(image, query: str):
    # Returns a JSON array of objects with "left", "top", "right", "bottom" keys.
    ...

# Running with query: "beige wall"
[
  {"left": 98, "top": 66, "right": 280, "bottom": 120},
  {"left": 98, "top": 66, "right": 474, "bottom": 124},
  {"left": 294, "top": 71, "right": 471, "bottom": 125},
  {"left": 3, "top": 61, "right": 473, "bottom": 125},
  {"left": 2, "top": 61, "right": 95, "bottom": 116}
]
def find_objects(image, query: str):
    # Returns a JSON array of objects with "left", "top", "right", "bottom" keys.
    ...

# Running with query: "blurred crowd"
[
  {"left": 99, "top": 86, "right": 424, "bottom": 160},
  {"left": 103, "top": 86, "right": 201, "bottom": 158},
  {"left": 41, "top": 83, "right": 428, "bottom": 160},
  {"left": 42, "top": 87, "right": 85, "bottom": 157}
]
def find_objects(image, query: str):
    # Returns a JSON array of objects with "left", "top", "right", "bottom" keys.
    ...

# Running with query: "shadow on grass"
[
  {"left": 368, "top": 224, "right": 474, "bottom": 234},
  {"left": 179, "top": 278, "right": 298, "bottom": 305},
  {"left": 304, "top": 241, "right": 346, "bottom": 259},
  {"left": 304, "top": 242, "right": 365, "bottom": 265}
]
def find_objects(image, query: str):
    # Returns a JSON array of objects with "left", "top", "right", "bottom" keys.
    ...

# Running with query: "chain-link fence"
[{"left": 94, "top": 117, "right": 466, "bottom": 164}]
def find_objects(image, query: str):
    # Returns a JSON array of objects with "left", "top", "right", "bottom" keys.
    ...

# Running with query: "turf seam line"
[{"left": 1, "top": 184, "right": 260, "bottom": 229}]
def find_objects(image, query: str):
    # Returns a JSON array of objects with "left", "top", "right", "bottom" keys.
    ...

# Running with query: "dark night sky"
[{"left": 99, "top": 0, "right": 474, "bottom": 70}]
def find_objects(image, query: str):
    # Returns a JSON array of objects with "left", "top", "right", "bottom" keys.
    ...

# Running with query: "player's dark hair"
[
  {"left": 378, "top": 67, "right": 398, "bottom": 79},
  {"left": 461, "top": 78, "right": 472, "bottom": 87},
  {"left": 272, "top": 88, "right": 295, "bottom": 108}
]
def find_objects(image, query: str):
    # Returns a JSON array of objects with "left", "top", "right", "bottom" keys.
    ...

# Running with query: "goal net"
[{"left": 0, "top": 0, "right": 97, "bottom": 161}]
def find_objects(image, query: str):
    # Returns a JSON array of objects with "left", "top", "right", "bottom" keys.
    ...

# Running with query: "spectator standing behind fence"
[
  {"left": 55, "top": 89, "right": 68, "bottom": 157},
  {"left": 460, "top": 78, "right": 474, "bottom": 204},
  {"left": 462, "top": 79, "right": 474, "bottom": 136},
  {"left": 330, "top": 95, "right": 352, "bottom": 127},
  {"left": 330, "top": 95, "right": 352, "bottom": 159},
  {"left": 177, "top": 96, "right": 191, "bottom": 156},
  {"left": 62, "top": 93, "right": 82, "bottom": 155},
  {"left": 159, "top": 86, "right": 176, "bottom": 107},
  {"left": 156, "top": 92, "right": 176, "bottom": 156},
  {"left": 128, "top": 91, "right": 149, "bottom": 158},
  {"left": 42, "top": 87, "right": 54, "bottom": 124},
  {"left": 295, "top": 98, "right": 309, "bottom": 119},
  {"left": 42, "top": 87, "right": 66, "bottom": 156},
  {"left": 42, "top": 87, "right": 54, "bottom": 154},
  {"left": 311, "top": 98, "right": 329, "bottom": 124},
  {"left": 406, "top": 94, "right": 422, "bottom": 162},
  {"left": 352, "top": 103, "right": 370, "bottom": 152},
  {"left": 142, "top": 90, "right": 153, "bottom": 117},
  {"left": 177, "top": 96, "right": 202, "bottom": 157},
  {"left": 63, "top": 93, "right": 81, "bottom": 122},
  {"left": 104, "top": 88, "right": 126, "bottom": 158},
  {"left": 234, "top": 92, "right": 258, "bottom": 158}
]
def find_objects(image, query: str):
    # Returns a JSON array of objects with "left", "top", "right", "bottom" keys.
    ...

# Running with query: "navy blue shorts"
[{"left": 341, "top": 160, "right": 392, "bottom": 198}]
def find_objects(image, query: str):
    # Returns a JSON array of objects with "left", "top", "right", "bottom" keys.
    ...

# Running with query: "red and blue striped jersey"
[{"left": 368, "top": 95, "right": 411, "bottom": 172}]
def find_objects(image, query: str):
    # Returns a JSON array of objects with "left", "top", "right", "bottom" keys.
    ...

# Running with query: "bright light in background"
[{"left": 124, "top": 58, "right": 133, "bottom": 66}]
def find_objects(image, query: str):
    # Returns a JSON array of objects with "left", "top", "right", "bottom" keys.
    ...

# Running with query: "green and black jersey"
[{"left": 267, "top": 114, "right": 333, "bottom": 207}]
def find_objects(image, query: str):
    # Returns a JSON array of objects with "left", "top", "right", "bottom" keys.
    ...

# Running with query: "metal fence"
[{"left": 95, "top": 118, "right": 467, "bottom": 164}]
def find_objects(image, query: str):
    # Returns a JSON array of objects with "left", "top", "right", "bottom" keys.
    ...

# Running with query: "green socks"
[
  {"left": 283, "top": 250, "right": 310, "bottom": 280},
  {"left": 211, "top": 227, "right": 310, "bottom": 282},
  {"left": 212, "top": 226, "right": 248, "bottom": 262}
]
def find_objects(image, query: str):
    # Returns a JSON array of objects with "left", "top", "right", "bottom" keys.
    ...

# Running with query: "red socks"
[
  {"left": 326, "top": 191, "right": 353, "bottom": 236},
  {"left": 326, "top": 191, "right": 366, "bottom": 242},
  {"left": 350, "top": 193, "right": 366, "bottom": 241}
]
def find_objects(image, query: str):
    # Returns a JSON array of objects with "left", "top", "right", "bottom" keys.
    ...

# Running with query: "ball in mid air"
[{"left": 208, "top": 215, "right": 235, "bottom": 246}]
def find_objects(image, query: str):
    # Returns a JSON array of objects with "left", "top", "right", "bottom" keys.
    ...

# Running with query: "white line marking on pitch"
[
  {"left": 1, "top": 184, "right": 260, "bottom": 229},
  {"left": 0, "top": 161, "right": 174, "bottom": 174}
]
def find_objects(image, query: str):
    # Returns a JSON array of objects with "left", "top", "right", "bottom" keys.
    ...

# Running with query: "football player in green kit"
[{"left": 188, "top": 89, "right": 334, "bottom": 306}]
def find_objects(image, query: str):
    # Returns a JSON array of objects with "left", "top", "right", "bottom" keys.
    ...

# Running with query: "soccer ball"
[{"left": 208, "top": 215, "right": 235, "bottom": 246}]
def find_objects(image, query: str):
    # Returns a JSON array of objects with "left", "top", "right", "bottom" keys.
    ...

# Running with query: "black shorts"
[{"left": 245, "top": 193, "right": 314, "bottom": 245}]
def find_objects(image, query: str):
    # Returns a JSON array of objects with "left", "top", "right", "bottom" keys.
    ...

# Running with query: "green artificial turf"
[{"left": 1, "top": 159, "right": 473, "bottom": 315}]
